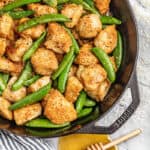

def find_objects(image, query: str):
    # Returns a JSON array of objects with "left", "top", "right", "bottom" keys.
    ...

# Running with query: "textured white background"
[{"left": 45, "top": 0, "right": 150, "bottom": 149}]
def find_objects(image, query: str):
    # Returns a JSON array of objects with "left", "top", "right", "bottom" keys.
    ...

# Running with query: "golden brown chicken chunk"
[
  {"left": 0, "top": 57, "right": 22, "bottom": 74},
  {"left": 28, "top": 76, "right": 50, "bottom": 93},
  {"left": 0, "top": 97, "right": 13, "bottom": 120},
  {"left": 76, "top": 14, "right": 102, "bottom": 39},
  {"left": 7, "top": 37, "right": 33, "bottom": 62},
  {"left": 94, "top": 25, "right": 117, "bottom": 54},
  {"left": 68, "top": 65, "right": 77, "bottom": 77},
  {"left": 2, "top": 76, "right": 27, "bottom": 102},
  {"left": 94, "top": 0, "right": 111, "bottom": 14},
  {"left": 28, "top": 3, "right": 57, "bottom": 16},
  {"left": 44, "top": 89, "right": 77, "bottom": 124},
  {"left": 75, "top": 44, "right": 98, "bottom": 66},
  {"left": 44, "top": 23, "right": 72, "bottom": 54},
  {"left": 14, "top": 103, "right": 42, "bottom": 125},
  {"left": 31, "top": 48, "right": 58, "bottom": 75},
  {"left": 110, "top": 56, "right": 117, "bottom": 72},
  {"left": 19, "top": 18, "right": 46, "bottom": 39},
  {"left": 77, "top": 64, "right": 107, "bottom": 91},
  {"left": 0, "top": 14, "right": 14, "bottom": 40},
  {"left": 61, "top": 4, "right": 83, "bottom": 28},
  {"left": 87, "top": 79, "right": 110, "bottom": 101},
  {"left": 0, "top": 38, "right": 7, "bottom": 56},
  {"left": 65, "top": 76, "right": 83, "bottom": 103}
]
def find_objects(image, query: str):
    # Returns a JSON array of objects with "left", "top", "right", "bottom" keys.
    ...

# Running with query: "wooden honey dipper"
[{"left": 86, "top": 129, "right": 141, "bottom": 150}]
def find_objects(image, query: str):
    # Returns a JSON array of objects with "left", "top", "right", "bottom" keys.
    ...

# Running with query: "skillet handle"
[{"left": 77, "top": 71, "right": 140, "bottom": 134}]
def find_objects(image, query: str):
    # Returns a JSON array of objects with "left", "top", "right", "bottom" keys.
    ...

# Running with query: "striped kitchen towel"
[{"left": 0, "top": 130, "right": 55, "bottom": 150}]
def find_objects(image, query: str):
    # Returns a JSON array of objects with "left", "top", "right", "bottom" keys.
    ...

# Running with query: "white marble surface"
[{"left": 49, "top": 0, "right": 150, "bottom": 149}]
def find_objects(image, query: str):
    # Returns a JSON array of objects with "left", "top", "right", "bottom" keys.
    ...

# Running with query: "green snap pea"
[
  {"left": 17, "top": 14, "right": 70, "bottom": 32},
  {"left": 25, "top": 118, "right": 70, "bottom": 128},
  {"left": 2, "top": 73, "right": 9, "bottom": 85},
  {"left": 43, "top": 0, "right": 57, "bottom": 7},
  {"left": 57, "top": 0, "right": 69, "bottom": 4},
  {"left": 92, "top": 47, "right": 116, "bottom": 83},
  {"left": 24, "top": 75, "right": 41, "bottom": 87},
  {"left": 70, "top": 0, "right": 83, "bottom": 4},
  {"left": 23, "top": 32, "right": 47, "bottom": 62},
  {"left": 82, "top": 1, "right": 99, "bottom": 15},
  {"left": 84, "top": 0, "right": 95, "bottom": 8},
  {"left": 12, "top": 61, "right": 32, "bottom": 91},
  {"left": 8, "top": 10, "right": 34, "bottom": 19},
  {"left": 72, "top": 106, "right": 100, "bottom": 126},
  {"left": 26, "top": 125, "right": 71, "bottom": 137},
  {"left": 113, "top": 31, "right": 123, "bottom": 69},
  {"left": 9, "top": 83, "right": 51, "bottom": 110},
  {"left": 0, "top": 74, "right": 6, "bottom": 91},
  {"left": 0, "top": 0, "right": 40, "bottom": 13},
  {"left": 58, "top": 55, "right": 75, "bottom": 93},
  {"left": 52, "top": 47, "right": 74, "bottom": 80},
  {"left": 76, "top": 91, "right": 87, "bottom": 113},
  {"left": 64, "top": 27, "right": 79, "bottom": 54},
  {"left": 100, "top": 16, "right": 122, "bottom": 25},
  {"left": 78, "top": 108, "right": 93, "bottom": 118},
  {"left": 84, "top": 98, "right": 96, "bottom": 107}
]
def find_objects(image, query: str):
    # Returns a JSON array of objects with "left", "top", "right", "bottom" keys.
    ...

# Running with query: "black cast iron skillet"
[{"left": 0, "top": 0, "right": 140, "bottom": 138}]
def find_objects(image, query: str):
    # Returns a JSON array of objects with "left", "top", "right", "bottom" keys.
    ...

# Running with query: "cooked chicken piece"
[
  {"left": 0, "top": 97, "right": 13, "bottom": 120},
  {"left": 94, "top": 25, "right": 117, "bottom": 54},
  {"left": 110, "top": 56, "right": 117, "bottom": 72},
  {"left": 14, "top": 103, "right": 42, "bottom": 125},
  {"left": 44, "top": 89, "right": 77, "bottom": 124},
  {"left": 0, "top": 0, "right": 14, "bottom": 8},
  {"left": 2, "top": 76, "right": 27, "bottom": 102},
  {"left": 28, "top": 76, "right": 50, "bottom": 93},
  {"left": 68, "top": 65, "right": 77, "bottom": 77},
  {"left": 0, "top": 57, "right": 22, "bottom": 74},
  {"left": 65, "top": 76, "right": 83, "bottom": 103},
  {"left": 28, "top": 3, "right": 57, "bottom": 16},
  {"left": 61, "top": 4, "right": 83, "bottom": 28},
  {"left": 75, "top": 44, "right": 98, "bottom": 66},
  {"left": 87, "top": 79, "right": 110, "bottom": 101},
  {"left": 0, "top": 38, "right": 7, "bottom": 56},
  {"left": 76, "top": 65, "right": 85, "bottom": 81},
  {"left": 0, "top": 14, "right": 14, "bottom": 40},
  {"left": 76, "top": 14, "right": 102, "bottom": 39},
  {"left": 94, "top": 0, "right": 111, "bottom": 14},
  {"left": 31, "top": 48, "right": 58, "bottom": 75},
  {"left": 7, "top": 37, "right": 32, "bottom": 62},
  {"left": 44, "top": 23, "right": 72, "bottom": 54},
  {"left": 78, "top": 64, "right": 107, "bottom": 91}
]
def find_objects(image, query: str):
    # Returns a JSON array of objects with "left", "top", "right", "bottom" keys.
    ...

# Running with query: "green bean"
[
  {"left": 52, "top": 47, "right": 74, "bottom": 80},
  {"left": 26, "top": 125, "right": 71, "bottom": 137},
  {"left": 113, "top": 31, "right": 123, "bottom": 69},
  {"left": 78, "top": 108, "right": 93, "bottom": 118},
  {"left": 57, "top": 0, "right": 69, "bottom": 4},
  {"left": 24, "top": 75, "right": 41, "bottom": 86},
  {"left": 76, "top": 91, "right": 87, "bottom": 113},
  {"left": 100, "top": 16, "right": 122, "bottom": 25},
  {"left": 84, "top": 0, "right": 95, "bottom": 8},
  {"left": 9, "top": 83, "right": 51, "bottom": 110},
  {"left": 1, "top": 73, "right": 9, "bottom": 85},
  {"left": 92, "top": 47, "right": 116, "bottom": 83},
  {"left": 64, "top": 27, "right": 79, "bottom": 54},
  {"left": 72, "top": 106, "right": 100, "bottom": 126},
  {"left": 23, "top": 32, "right": 47, "bottom": 62},
  {"left": 0, "top": 74, "right": 6, "bottom": 91},
  {"left": 58, "top": 55, "right": 75, "bottom": 93},
  {"left": 84, "top": 98, "right": 96, "bottom": 107},
  {"left": 25, "top": 118, "right": 70, "bottom": 128},
  {"left": 17, "top": 14, "right": 70, "bottom": 32},
  {"left": 12, "top": 61, "right": 32, "bottom": 91},
  {"left": 70, "top": 0, "right": 83, "bottom": 4},
  {"left": 43, "top": 0, "right": 57, "bottom": 7},
  {"left": 8, "top": 10, "right": 34, "bottom": 19},
  {"left": 0, "top": 0, "right": 40, "bottom": 13}
]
